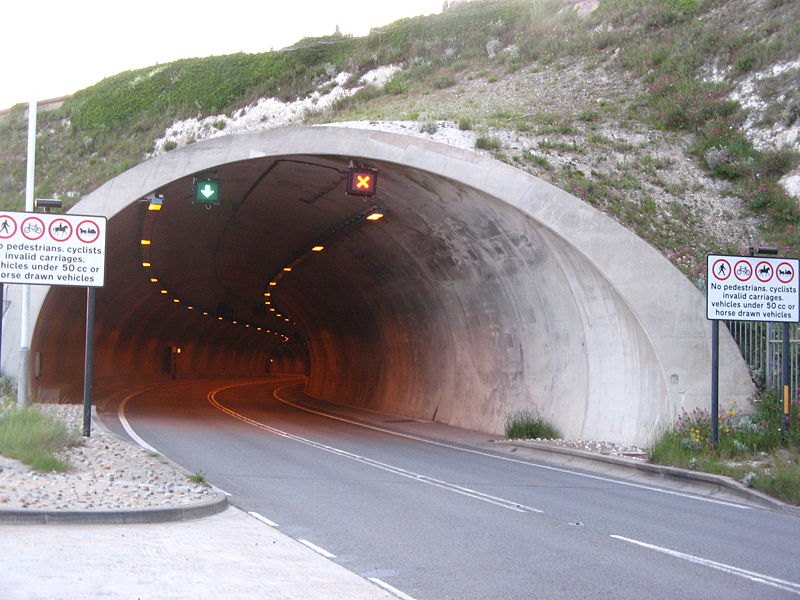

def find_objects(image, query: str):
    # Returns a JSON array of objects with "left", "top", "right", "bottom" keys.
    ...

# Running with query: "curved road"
[{"left": 101, "top": 378, "right": 800, "bottom": 600}]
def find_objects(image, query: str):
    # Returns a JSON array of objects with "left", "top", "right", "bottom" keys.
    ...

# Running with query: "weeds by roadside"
[
  {"left": 505, "top": 408, "right": 560, "bottom": 440},
  {"left": 188, "top": 471, "right": 210, "bottom": 487},
  {"left": 0, "top": 404, "right": 80, "bottom": 472},
  {"left": 648, "top": 389, "right": 800, "bottom": 505}
]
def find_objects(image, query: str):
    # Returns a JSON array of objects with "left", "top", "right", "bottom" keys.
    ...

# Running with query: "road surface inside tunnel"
[{"left": 106, "top": 377, "right": 800, "bottom": 600}]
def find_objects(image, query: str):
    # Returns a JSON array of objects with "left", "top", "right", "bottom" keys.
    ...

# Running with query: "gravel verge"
[{"left": 0, "top": 404, "right": 214, "bottom": 512}]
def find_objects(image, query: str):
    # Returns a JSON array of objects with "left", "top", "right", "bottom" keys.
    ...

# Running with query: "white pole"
[{"left": 18, "top": 100, "right": 36, "bottom": 406}]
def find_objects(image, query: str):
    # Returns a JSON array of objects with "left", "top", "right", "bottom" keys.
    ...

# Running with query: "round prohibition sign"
[
  {"left": 776, "top": 262, "right": 795, "bottom": 284},
  {"left": 712, "top": 258, "right": 732, "bottom": 280},
  {"left": 76, "top": 219, "right": 100, "bottom": 244},
  {"left": 0, "top": 214, "right": 17, "bottom": 239},
  {"left": 48, "top": 218, "right": 73, "bottom": 242},
  {"left": 734, "top": 260, "right": 753, "bottom": 282},
  {"left": 755, "top": 261, "right": 774, "bottom": 283},
  {"left": 21, "top": 216, "right": 45, "bottom": 241}
]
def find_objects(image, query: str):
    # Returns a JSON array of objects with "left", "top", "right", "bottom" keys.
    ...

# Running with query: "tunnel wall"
[{"left": 5, "top": 126, "right": 754, "bottom": 444}]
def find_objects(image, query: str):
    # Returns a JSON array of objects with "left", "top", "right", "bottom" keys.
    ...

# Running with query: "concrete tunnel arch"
[{"left": 12, "top": 125, "right": 752, "bottom": 445}]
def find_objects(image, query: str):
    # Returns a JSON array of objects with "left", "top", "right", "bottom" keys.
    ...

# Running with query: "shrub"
[
  {"left": 475, "top": 135, "right": 503, "bottom": 150},
  {"left": 419, "top": 120, "right": 439, "bottom": 134},
  {"left": 505, "top": 409, "right": 560, "bottom": 440}
]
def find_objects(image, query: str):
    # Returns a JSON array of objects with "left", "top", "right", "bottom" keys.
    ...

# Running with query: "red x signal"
[{"left": 346, "top": 166, "right": 378, "bottom": 197}]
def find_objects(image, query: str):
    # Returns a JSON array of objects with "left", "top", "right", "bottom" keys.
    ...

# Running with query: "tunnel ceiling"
[
  {"left": 28, "top": 126, "right": 753, "bottom": 445},
  {"left": 106, "top": 152, "right": 484, "bottom": 351}
]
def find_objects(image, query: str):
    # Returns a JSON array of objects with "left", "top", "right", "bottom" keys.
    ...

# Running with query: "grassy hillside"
[{"left": 1, "top": 0, "right": 798, "bottom": 282}]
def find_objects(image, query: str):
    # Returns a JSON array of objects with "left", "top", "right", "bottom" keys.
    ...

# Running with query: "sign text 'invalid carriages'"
[{"left": 0, "top": 211, "right": 107, "bottom": 288}]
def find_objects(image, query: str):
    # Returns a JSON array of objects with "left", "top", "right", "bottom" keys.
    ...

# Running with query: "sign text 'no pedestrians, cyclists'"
[
  {"left": 0, "top": 211, "right": 106, "bottom": 288},
  {"left": 707, "top": 254, "right": 799, "bottom": 322}
]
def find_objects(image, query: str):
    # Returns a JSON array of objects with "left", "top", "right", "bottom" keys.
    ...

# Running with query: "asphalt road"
[{"left": 102, "top": 377, "right": 800, "bottom": 600}]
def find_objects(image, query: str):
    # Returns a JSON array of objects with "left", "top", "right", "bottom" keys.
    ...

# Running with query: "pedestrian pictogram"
[
  {"left": 712, "top": 258, "right": 731, "bottom": 280},
  {"left": 0, "top": 215, "right": 17, "bottom": 238}
]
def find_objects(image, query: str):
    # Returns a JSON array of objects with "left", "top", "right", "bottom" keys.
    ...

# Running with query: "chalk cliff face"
[{"left": 561, "top": 0, "right": 600, "bottom": 18}]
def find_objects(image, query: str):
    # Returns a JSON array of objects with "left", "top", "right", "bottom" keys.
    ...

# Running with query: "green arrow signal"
[{"left": 200, "top": 183, "right": 216, "bottom": 199}]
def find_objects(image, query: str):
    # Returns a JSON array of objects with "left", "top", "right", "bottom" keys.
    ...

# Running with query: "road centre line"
[
  {"left": 270, "top": 383, "right": 751, "bottom": 510},
  {"left": 207, "top": 384, "right": 542, "bottom": 514},
  {"left": 611, "top": 534, "right": 800, "bottom": 595}
]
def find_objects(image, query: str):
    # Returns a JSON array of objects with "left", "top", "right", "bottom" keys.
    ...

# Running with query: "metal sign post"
[{"left": 82, "top": 288, "right": 96, "bottom": 437}]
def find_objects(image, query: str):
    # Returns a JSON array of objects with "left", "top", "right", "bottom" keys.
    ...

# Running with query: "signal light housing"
[
  {"left": 346, "top": 166, "right": 378, "bottom": 197},
  {"left": 193, "top": 176, "right": 221, "bottom": 206}
]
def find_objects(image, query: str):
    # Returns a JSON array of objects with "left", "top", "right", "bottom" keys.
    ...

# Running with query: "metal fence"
[{"left": 724, "top": 320, "right": 800, "bottom": 399}]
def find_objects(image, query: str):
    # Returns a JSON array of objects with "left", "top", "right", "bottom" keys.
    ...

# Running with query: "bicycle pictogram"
[{"left": 21, "top": 217, "right": 45, "bottom": 240}]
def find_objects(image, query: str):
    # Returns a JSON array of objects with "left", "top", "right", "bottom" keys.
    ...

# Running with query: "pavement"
[{"left": 2, "top": 389, "right": 798, "bottom": 600}]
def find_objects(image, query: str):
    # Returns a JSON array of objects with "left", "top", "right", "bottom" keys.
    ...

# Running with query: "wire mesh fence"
[{"left": 724, "top": 320, "right": 800, "bottom": 400}]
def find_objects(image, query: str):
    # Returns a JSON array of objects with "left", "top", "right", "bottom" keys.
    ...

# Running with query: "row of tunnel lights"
[
  {"left": 260, "top": 210, "right": 385, "bottom": 322},
  {"left": 141, "top": 194, "right": 291, "bottom": 342},
  {"left": 140, "top": 193, "right": 386, "bottom": 343}
]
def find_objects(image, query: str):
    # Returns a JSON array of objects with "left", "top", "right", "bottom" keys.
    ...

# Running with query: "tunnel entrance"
[{"left": 23, "top": 126, "right": 751, "bottom": 444}]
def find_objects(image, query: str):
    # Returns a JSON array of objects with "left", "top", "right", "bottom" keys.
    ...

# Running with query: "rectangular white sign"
[
  {"left": 707, "top": 254, "right": 799, "bottom": 322},
  {"left": 0, "top": 211, "right": 107, "bottom": 288}
]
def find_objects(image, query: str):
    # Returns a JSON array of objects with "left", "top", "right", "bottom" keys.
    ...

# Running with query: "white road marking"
[
  {"left": 271, "top": 384, "right": 751, "bottom": 510},
  {"left": 368, "top": 577, "right": 419, "bottom": 600},
  {"left": 208, "top": 385, "right": 542, "bottom": 514},
  {"left": 248, "top": 511, "right": 279, "bottom": 527},
  {"left": 299, "top": 539, "right": 336, "bottom": 558},
  {"left": 611, "top": 534, "right": 800, "bottom": 595},
  {"left": 118, "top": 390, "right": 160, "bottom": 454}
]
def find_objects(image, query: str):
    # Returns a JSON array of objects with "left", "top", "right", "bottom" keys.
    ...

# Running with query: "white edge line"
[
  {"left": 611, "top": 534, "right": 800, "bottom": 595},
  {"left": 212, "top": 485, "right": 232, "bottom": 497},
  {"left": 299, "top": 539, "right": 336, "bottom": 558},
  {"left": 118, "top": 391, "right": 160, "bottom": 454},
  {"left": 271, "top": 384, "right": 750, "bottom": 510},
  {"left": 248, "top": 511, "right": 278, "bottom": 527},
  {"left": 118, "top": 386, "right": 230, "bottom": 496},
  {"left": 368, "top": 577, "right": 419, "bottom": 600}
]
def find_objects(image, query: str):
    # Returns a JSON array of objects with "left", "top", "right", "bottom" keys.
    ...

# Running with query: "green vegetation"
[
  {"left": 0, "top": 0, "right": 798, "bottom": 277},
  {"left": 649, "top": 389, "right": 800, "bottom": 505},
  {"left": 505, "top": 408, "right": 560, "bottom": 440},
  {"left": 0, "top": 402, "right": 80, "bottom": 472},
  {"left": 188, "top": 471, "right": 210, "bottom": 487}
]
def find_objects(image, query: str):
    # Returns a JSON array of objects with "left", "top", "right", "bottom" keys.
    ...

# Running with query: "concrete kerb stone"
[
  {"left": 0, "top": 496, "right": 228, "bottom": 525},
  {"left": 495, "top": 440, "right": 800, "bottom": 516},
  {"left": 0, "top": 410, "right": 229, "bottom": 526}
]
